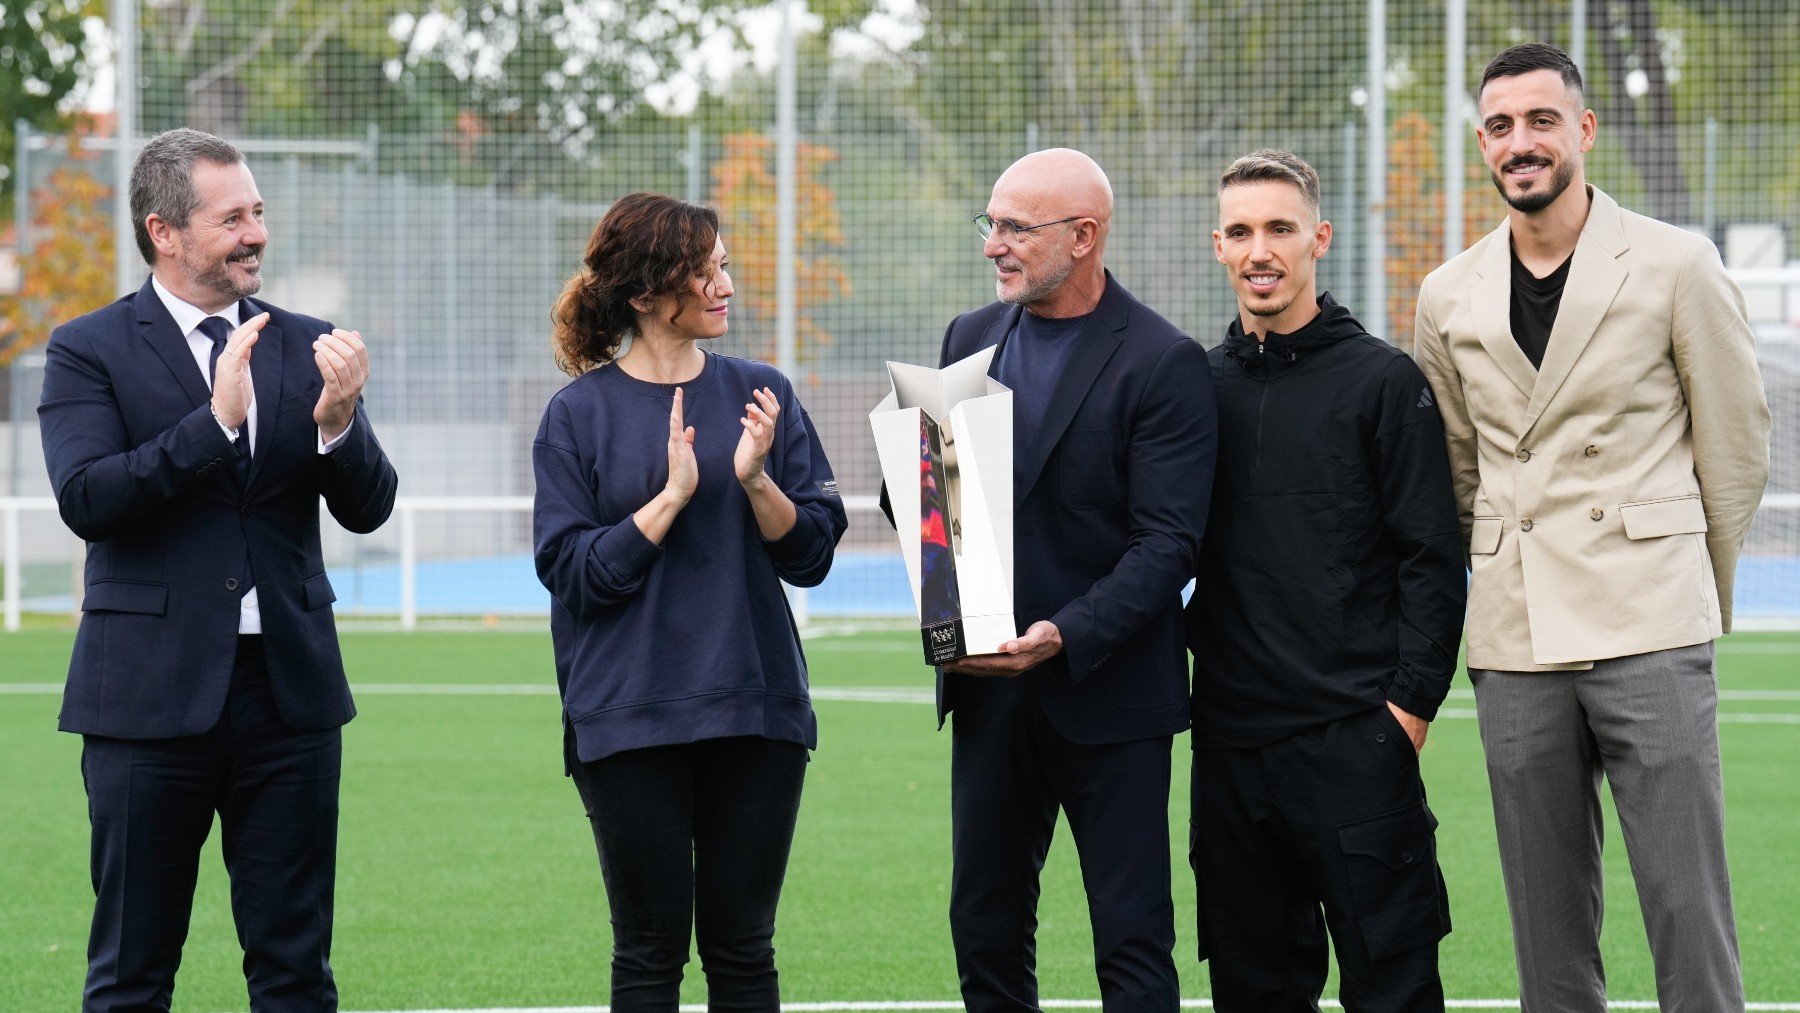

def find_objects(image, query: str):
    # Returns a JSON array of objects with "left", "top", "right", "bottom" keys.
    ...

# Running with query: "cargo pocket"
[{"left": 1335, "top": 801, "right": 1447, "bottom": 961}]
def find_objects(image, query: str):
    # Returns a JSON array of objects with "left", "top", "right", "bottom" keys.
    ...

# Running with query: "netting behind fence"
[{"left": 4, "top": 0, "right": 1798, "bottom": 623}]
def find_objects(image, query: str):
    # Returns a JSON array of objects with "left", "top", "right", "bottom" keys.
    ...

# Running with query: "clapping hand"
[
  {"left": 210, "top": 313, "right": 269, "bottom": 429},
  {"left": 313, "top": 328, "right": 370, "bottom": 442},
  {"left": 665, "top": 386, "right": 699, "bottom": 504},
  {"left": 733, "top": 386, "right": 781, "bottom": 488}
]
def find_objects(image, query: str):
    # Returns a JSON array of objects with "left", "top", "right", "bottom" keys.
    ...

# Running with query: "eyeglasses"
[{"left": 973, "top": 212, "right": 1084, "bottom": 241}]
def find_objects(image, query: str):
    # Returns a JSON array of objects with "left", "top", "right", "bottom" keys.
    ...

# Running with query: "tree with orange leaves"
[
  {"left": 0, "top": 137, "right": 116, "bottom": 367},
  {"left": 709, "top": 132, "right": 851, "bottom": 365},
  {"left": 1383, "top": 110, "right": 1501, "bottom": 354}
]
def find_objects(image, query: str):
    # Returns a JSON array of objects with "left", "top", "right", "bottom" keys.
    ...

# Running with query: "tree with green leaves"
[{"left": 0, "top": 0, "right": 102, "bottom": 221}]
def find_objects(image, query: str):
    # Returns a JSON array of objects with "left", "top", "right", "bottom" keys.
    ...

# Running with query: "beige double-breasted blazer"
[{"left": 1413, "top": 187, "right": 1770, "bottom": 671}]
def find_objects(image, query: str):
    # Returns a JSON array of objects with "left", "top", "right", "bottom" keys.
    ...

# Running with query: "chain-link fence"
[{"left": 4, "top": 0, "right": 1798, "bottom": 624}]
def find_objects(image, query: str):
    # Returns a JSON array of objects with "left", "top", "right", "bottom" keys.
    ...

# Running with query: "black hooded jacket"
[{"left": 1186, "top": 294, "right": 1465, "bottom": 748}]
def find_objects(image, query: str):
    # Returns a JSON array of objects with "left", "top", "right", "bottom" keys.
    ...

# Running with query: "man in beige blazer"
[{"left": 1413, "top": 43, "right": 1768, "bottom": 1013}]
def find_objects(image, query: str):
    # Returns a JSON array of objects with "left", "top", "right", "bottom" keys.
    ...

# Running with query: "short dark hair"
[
  {"left": 1218, "top": 149, "right": 1321, "bottom": 216},
  {"left": 1480, "top": 43, "right": 1584, "bottom": 101},
  {"left": 129, "top": 128, "right": 245, "bottom": 265}
]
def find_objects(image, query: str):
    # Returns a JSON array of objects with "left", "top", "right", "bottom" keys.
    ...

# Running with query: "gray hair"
[
  {"left": 1218, "top": 148, "right": 1322, "bottom": 217},
  {"left": 129, "top": 128, "right": 245, "bottom": 265}
]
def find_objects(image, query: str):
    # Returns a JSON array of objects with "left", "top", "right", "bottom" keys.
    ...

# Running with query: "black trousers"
[
  {"left": 80, "top": 636, "right": 342, "bottom": 1013},
  {"left": 1190, "top": 707, "right": 1450, "bottom": 1013},
  {"left": 566, "top": 734, "right": 808, "bottom": 1012},
  {"left": 949, "top": 680, "right": 1179, "bottom": 1013}
]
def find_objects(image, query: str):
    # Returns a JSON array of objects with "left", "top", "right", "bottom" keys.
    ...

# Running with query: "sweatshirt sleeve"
[
  {"left": 1370, "top": 355, "right": 1468, "bottom": 720},
  {"left": 532, "top": 394, "right": 664, "bottom": 617},
  {"left": 761, "top": 377, "right": 849, "bottom": 587}
]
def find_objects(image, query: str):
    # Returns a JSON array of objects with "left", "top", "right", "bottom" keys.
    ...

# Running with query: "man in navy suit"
[
  {"left": 38, "top": 127, "right": 397, "bottom": 1012},
  {"left": 935, "top": 148, "right": 1216, "bottom": 1011}
]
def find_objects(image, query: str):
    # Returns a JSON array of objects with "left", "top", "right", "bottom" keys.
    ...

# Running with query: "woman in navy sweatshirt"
[{"left": 533, "top": 192, "right": 847, "bottom": 1010}]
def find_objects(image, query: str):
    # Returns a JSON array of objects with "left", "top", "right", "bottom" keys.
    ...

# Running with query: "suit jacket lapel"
[
  {"left": 1522, "top": 189, "right": 1630, "bottom": 435},
  {"left": 135, "top": 278, "right": 213, "bottom": 409},
  {"left": 1470, "top": 222, "right": 1539, "bottom": 401},
  {"left": 960, "top": 304, "right": 1018, "bottom": 370},
  {"left": 1015, "top": 277, "right": 1127, "bottom": 498},
  {"left": 243, "top": 298, "right": 285, "bottom": 488}
]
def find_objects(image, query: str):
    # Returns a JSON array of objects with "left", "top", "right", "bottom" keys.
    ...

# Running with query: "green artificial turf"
[{"left": 1, "top": 628, "right": 1796, "bottom": 1010}]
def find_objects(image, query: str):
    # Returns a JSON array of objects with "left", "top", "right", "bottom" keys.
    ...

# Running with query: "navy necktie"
[
  {"left": 197, "top": 315, "right": 232, "bottom": 388},
  {"left": 197, "top": 316, "right": 251, "bottom": 471},
  {"left": 198, "top": 315, "right": 255, "bottom": 596}
]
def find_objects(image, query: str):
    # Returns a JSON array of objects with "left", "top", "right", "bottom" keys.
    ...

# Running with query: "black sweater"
[{"left": 1186, "top": 295, "right": 1465, "bottom": 748}]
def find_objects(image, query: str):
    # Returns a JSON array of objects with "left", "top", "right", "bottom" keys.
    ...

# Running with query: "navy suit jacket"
[
  {"left": 931, "top": 273, "right": 1217, "bottom": 744},
  {"left": 39, "top": 277, "right": 398, "bottom": 739}
]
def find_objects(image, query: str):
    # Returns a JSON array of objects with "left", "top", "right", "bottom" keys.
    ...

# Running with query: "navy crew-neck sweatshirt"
[{"left": 532, "top": 351, "right": 848, "bottom": 763}]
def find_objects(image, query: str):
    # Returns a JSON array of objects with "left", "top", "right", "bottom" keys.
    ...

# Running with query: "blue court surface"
[
  {"left": 325, "top": 550, "right": 919, "bottom": 617},
  {"left": 25, "top": 552, "right": 1800, "bottom": 621}
]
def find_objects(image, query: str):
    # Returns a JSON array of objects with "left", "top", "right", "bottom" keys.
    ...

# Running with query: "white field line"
[
  {"left": 1444, "top": 688, "right": 1800, "bottom": 701},
  {"left": 804, "top": 634, "right": 1800, "bottom": 655},
  {"left": 803, "top": 640, "right": 921, "bottom": 652},
  {"left": 6, "top": 684, "right": 1800, "bottom": 721},
  {"left": 9, "top": 681, "right": 1800, "bottom": 705},
  {"left": 1718, "top": 641, "right": 1800, "bottom": 653},
  {"left": 326, "top": 1000, "right": 1800, "bottom": 1013}
]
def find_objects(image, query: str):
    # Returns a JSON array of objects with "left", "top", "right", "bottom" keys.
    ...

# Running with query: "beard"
[
  {"left": 185, "top": 242, "right": 265, "bottom": 303},
  {"left": 1245, "top": 291, "right": 1299, "bottom": 318},
  {"left": 1491, "top": 155, "right": 1576, "bottom": 214},
  {"left": 996, "top": 254, "right": 1075, "bottom": 307}
]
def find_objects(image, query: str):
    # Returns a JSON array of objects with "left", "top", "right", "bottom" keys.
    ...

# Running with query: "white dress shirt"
[{"left": 150, "top": 277, "right": 353, "bottom": 633}]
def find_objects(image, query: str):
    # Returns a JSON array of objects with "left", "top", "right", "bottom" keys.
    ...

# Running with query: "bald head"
[
  {"left": 993, "top": 148, "right": 1114, "bottom": 237},
  {"left": 983, "top": 148, "right": 1114, "bottom": 316}
]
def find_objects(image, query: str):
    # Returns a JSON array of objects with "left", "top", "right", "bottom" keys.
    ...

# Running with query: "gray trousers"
[{"left": 1470, "top": 642, "right": 1743, "bottom": 1013}]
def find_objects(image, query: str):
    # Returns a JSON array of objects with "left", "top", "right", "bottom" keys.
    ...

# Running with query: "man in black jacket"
[{"left": 1185, "top": 149, "right": 1465, "bottom": 1011}]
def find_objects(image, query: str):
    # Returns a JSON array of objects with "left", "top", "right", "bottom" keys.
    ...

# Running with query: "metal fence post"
[
  {"left": 399, "top": 502, "right": 418, "bottom": 631},
  {"left": 3, "top": 501, "right": 19, "bottom": 632},
  {"left": 1444, "top": 0, "right": 1466, "bottom": 260},
  {"left": 111, "top": 0, "right": 138, "bottom": 300},
  {"left": 789, "top": 585, "right": 810, "bottom": 632},
  {"left": 1365, "top": 0, "right": 1388, "bottom": 341},
  {"left": 775, "top": 0, "right": 799, "bottom": 378}
]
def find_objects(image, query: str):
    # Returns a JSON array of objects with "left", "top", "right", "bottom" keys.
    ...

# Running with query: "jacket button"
[
  {"left": 225, "top": 578, "right": 239, "bottom": 591},
  {"left": 1591, "top": 508, "right": 1604, "bottom": 521},
  {"left": 1375, "top": 731, "right": 1388, "bottom": 743},
  {"left": 1402, "top": 850, "right": 1417, "bottom": 865},
  {"left": 1585, "top": 445, "right": 1599, "bottom": 457},
  {"left": 1520, "top": 519, "right": 1534, "bottom": 532},
  {"left": 1515, "top": 449, "right": 1532, "bottom": 462}
]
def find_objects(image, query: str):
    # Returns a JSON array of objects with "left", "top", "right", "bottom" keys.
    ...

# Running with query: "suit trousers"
[
  {"left": 565, "top": 734, "right": 808, "bottom": 1013},
  {"left": 80, "top": 636, "right": 342, "bottom": 1013},
  {"left": 1470, "top": 641, "right": 1743, "bottom": 1013},
  {"left": 948, "top": 678, "right": 1179, "bottom": 1013},
  {"left": 1188, "top": 708, "right": 1449, "bottom": 1013}
]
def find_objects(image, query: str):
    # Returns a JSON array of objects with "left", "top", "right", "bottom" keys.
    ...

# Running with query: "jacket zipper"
[{"left": 1253, "top": 343, "right": 1268, "bottom": 474}]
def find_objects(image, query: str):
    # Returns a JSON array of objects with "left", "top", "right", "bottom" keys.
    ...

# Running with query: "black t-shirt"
[{"left": 1510, "top": 245, "right": 1573, "bottom": 370}]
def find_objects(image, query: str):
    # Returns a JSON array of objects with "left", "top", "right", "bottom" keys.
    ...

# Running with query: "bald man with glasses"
[{"left": 895, "top": 148, "right": 1217, "bottom": 1011}]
